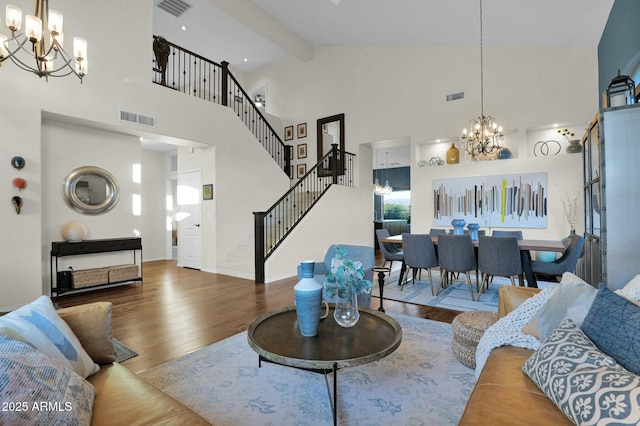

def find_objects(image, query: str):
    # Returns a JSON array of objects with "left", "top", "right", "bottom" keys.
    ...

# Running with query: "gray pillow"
[
  {"left": 581, "top": 284, "right": 640, "bottom": 375},
  {"left": 521, "top": 272, "right": 596, "bottom": 341}
]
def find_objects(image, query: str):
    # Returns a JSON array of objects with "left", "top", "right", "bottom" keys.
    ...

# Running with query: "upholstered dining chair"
[
  {"left": 400, "top": 233, "right": 439, "bottom": 294},
  {"left": 489, "top": 230, "right": 523, "bottom": 284},
  {"left": 477, "top": 236, "right": 523, "bottom": 301},
  {"left": 492, "top": 230, "right": 524, "bottom": 239},
  {"left": 530, "top": 234, "right": 585, "bottom": 282},
  {"left": 436, "top": 234, "right": 478, "bottom": 300},
  {"left": 375, "top": 228, "right": 404, "bottom": 270}
]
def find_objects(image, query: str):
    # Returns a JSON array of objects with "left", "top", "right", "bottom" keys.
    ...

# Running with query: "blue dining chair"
[
  {"left": 436, "top": 234, "right": 478, "bottom": 300},
  {"left": 492, "top": 230, "right": 524, "bottom": 239},
  {"left": 530, "top": 234, "right": 584, "bottom": 282},
  {"left": 401, "top": 233, "right": 439, "bottom": 294},
  {"left": 477, "top": 236, "right": 523, "bottom": 300}
]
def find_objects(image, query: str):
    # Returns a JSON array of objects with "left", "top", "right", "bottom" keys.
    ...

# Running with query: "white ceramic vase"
[{"left": 61, "top": 221, "right": 88, "bottom": 242}]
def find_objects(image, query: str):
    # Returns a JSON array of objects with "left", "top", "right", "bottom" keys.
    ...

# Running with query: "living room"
[{"left": 2, "top": 0, "right": 628, "bottom": 313}]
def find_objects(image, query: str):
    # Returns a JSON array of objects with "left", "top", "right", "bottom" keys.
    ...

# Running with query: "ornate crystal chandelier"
[
  {"left": 0, "top": 0, "right": 87, "bottom": 81},
  {"left": 461, "top": 0, "right": 503, "bottom": 161}
]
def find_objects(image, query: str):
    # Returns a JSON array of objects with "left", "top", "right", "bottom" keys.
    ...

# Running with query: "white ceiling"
[
  {"left": 153, "top": 0, "right": 615, "bottom": 72},
  {"left": 150, "top": 0, "right": 615, "bottom": 163}
]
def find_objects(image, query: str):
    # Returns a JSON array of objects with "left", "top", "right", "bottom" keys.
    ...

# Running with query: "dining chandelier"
[
  {"left": 0, "top": 0, "right": 87, "bottom": 81},
  {"left": 461, "top": 0, "right": 503, "bottom": 161},
  {"left": 374, "top": 152, "right": 393, "bottom": 196}
]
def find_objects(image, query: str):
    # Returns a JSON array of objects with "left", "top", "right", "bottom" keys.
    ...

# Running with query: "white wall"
[
  {"left": 40, "top": 121, "right": 141, "bottom": 291},
  {"left": 0, "top": 0, "right": 291, "bottom": 310},
  {"left": 141, "top": 150, "right": 171, "bottom": 261},
  {"left": 246, "top": 44, "right": 600, "bottom": 265},
  {"left": 411, "top": 153, "right": 583, "bottom": 239}
]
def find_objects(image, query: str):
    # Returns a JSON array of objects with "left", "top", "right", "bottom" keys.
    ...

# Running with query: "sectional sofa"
[
  {"left": 0, "top": 296, "right": 210, "bottom": 425},
  {"left": 459, "top": 276, "right": 640, "bottom": 425}
]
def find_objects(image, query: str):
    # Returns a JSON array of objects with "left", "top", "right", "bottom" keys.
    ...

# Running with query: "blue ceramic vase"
[
  {"left": 294, "top": 261, "right": 324, "bottom": 337},
  {"left": 452, "top": 219, "right": 466, "bottom": 235},
  {"left": 467, "top": 223, "right": 480, "bottom": 240}
]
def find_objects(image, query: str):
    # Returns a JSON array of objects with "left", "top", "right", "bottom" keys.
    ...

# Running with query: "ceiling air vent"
[
  {"left": 155, "top": 0, "right": 192, "bottom": 18},
  {"left": 120, "top": 110, "right": 156, "bottom": 128},
  {"left": 446, "top": 92, "right": 465, "bottom": 102}
]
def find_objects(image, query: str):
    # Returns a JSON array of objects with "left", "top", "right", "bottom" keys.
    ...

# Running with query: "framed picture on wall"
[
  {"left": 297, "top": 163, "right": 306, "bottom": 178},
  {"left": 289, "top": 165, "right": 294, "bottom": 179},
  {"left": 285, "top": 126, "right": 294, "bottom": 141},
  {"left": 297, "top": 123, "right": 307, "bottom": 138},
  {"left": 297, "top": 143, "right": 307, "bottom": 159},
  {"left": 203, "top": 184, "right": 213, "bottom": 200},
  {"left": 289, "top": 145, "right": 294, "bottom": 160}
]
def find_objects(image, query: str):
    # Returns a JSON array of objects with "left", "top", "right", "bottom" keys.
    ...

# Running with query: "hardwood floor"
[{"left": 56, "top": 260, "right": 462, "bottom": 374}]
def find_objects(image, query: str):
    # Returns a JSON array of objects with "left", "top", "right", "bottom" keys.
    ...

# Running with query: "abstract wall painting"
[{"left": 433, "top": 172, "right": 547, "bottom": 228}]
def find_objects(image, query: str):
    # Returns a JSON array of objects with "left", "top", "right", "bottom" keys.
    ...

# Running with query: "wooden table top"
[
  {"left": 380, "top": 234, "right": 565, "bottom": 252},
  {"left": 247, "top": 305, "right": 402, "bottom": 370}
]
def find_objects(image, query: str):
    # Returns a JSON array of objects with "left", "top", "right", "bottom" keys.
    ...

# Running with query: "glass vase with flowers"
[{"left": 323, "top": 246, "right": 372, "bottom": 327}]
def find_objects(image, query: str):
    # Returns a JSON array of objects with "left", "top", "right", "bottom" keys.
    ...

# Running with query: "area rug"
[
  {"left": 373, "top": 269, "right": 552, "bottom": 312},
  {"left": 113, "top": 338, "right": 138, "bottom": 363},
  {"left": 138, "top": 313, "right": 476, "bottom": 425}
]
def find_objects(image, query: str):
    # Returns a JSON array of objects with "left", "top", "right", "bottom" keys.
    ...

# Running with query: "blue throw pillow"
[{"left": 580, "top": 284, "right": 640, "bottom": 375}]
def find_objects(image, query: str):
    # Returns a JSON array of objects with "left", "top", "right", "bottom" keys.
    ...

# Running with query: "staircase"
[
  {"left": 254, "top": 145, "right": 356, "bottom": 282},
  {"left": 152, "top": 36, "right": 291, "bottom": 175},
  {"left": 152, "top": 36, "right": 357, "bottom": 282}
]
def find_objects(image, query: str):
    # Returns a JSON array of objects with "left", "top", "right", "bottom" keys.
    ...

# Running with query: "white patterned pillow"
[
  {"left": 521, "top": 272, "right": 596, "bottom": 341},
  {"left": 0, "top": 335, "right": 96, "bottom": 425},
  {"left": 0, "top": 296, "right": 99, "bottom": 378},
  {"left": 523, "top": 319, "right": 640, "bottom": 425},
  {"left": 616, "top": 274, "right": 640, "bottom": 302}
]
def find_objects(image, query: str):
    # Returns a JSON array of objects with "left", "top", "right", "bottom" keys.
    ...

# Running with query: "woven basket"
[
  {"left": 451, "top": 311, "right": 498, "bottom": 346},
  {"left": 72, "top": 268, "right": 109, "bottom": 289},
  {"left": 452, "top": 336, "right": 477, "bottom": 369},
  {"left": 451, "top": 310, "right": 499, "bottom": 369},
  {"left": 108, "top": 264, "right": 139, "bottom": 282}
]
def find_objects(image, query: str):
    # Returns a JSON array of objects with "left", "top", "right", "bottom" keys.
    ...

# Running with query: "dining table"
[{"left": 379, "top": 234, "right": 565, "bottom": 288}]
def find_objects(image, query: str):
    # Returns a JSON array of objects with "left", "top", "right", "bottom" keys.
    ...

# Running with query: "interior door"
[{"left": 178, "top": 169, "right": 202, "bottom": 269}]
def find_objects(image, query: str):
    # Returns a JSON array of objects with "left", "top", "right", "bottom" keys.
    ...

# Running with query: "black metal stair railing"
[
  {"left": 253, "top": 144, "right": 355, "bottom": 283},
  {"left": 152, "top": 35, "right": 291, "bottom": 174}
]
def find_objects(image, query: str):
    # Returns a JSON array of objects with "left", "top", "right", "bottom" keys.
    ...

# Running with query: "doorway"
[{"left": 177, "top": 169, "right": 202, "bottom": 269}]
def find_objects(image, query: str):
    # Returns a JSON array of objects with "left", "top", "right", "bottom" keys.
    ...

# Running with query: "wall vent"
[
  {"left": 119, "top": 110, "right": 156, "bottom": 128},
  {"left": 155, "top": 0, "right": 192, "bottom": 18},
  {"left": 446, "top": 92, "right": 465, "bottom": 102}
]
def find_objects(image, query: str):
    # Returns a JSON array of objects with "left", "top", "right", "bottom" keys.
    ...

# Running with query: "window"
[{"left": 384, "top": 190, "right": 410, "bottom": 220}]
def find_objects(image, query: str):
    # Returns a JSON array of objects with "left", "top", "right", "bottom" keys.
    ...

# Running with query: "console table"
[{"left": 51, "top": 237, "right": 143, "bottom": 297}]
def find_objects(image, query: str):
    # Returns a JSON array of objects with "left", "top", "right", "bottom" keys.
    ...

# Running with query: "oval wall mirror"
[{"left": 62, "top": 166, "right": 120, "bottom": 214}]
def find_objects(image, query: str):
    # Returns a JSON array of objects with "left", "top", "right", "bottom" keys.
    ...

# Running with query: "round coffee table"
[{"left": 247, "top": 305, "right": 402, "bottom": 425}]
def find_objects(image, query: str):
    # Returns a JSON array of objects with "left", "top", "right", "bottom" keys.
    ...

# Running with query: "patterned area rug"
[
  {"left": 138, "top": 313, "right": 476, "bottom": 425},
  {"left": 374, "top": 269, "right": 552, "bottom": 312},
  {"left": 113, "top": 338, "right": 138, "bottom": 363}
]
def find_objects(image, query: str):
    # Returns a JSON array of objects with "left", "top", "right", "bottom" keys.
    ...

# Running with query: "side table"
[{"left": 247, "top": 305, "right": 402, "bottom": 425}]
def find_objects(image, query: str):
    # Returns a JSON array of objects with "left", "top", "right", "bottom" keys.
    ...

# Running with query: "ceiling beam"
[{"left": 207, "top": 0, "right": 314, "bottom": 63}]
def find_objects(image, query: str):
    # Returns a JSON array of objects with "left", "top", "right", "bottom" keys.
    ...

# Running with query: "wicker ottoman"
[{"left": 451, "top": 310, "right": 499, "bottom": 369}]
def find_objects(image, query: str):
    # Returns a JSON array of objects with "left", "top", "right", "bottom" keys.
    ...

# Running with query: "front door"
[{"left": 178, "top": 169, "right": 202, "bottom": 270}]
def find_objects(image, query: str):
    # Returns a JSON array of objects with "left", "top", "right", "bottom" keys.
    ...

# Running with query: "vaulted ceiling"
[
  {"left": 151, "top": 0, "right": 615, "bottom": 164},
  {"left": 153, "top": 0, "right": 615, "bottom": 72}
]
